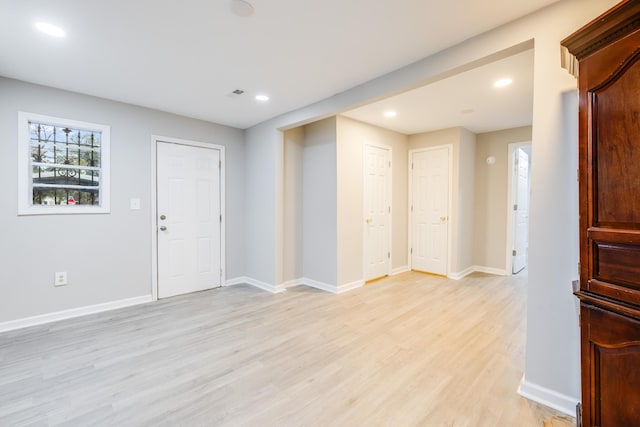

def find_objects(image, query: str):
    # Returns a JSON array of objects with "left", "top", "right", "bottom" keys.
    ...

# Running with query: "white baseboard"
[
  {"left": 337, "top": 280, "right": 364, "bottom": 294},
  {"left": 474, "top": 265, "right": 509, "bottom": 276},
  {"left": 281, "top": 279, "right": 301, "bottom": 289},
  {"left": 391, "top": 266, "right": 410, "bottom": 276},
  {"left": 0, "top": 295, "right": 153, "bottom": 333},
  {"left": 225, "top": 276, "right": 286, "bottom": 294},
  {"left": 448, "top": 266, "right": 476, "bottom": 280},
  {"left": 517, "top": 375, "right": 578, "bottom": 417},
  {"left": 300, "top": 277, "right": 338, "bottom": 293},
  {"left": 224, "top": 277, "right": 247, "bottom": 287}
]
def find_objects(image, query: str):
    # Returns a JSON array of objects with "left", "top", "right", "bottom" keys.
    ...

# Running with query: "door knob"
[
  {"left": 160, "top": 215, "right": 166, "bottom": 220},
  {"left": 159, "top": 226, "right": 167, "bottom": 231},
  {"left": 365, "top": 218, "right": 373, "bottom": 224},
  {"left": 440, "top": 216, "right": 447, "bottom": 221}
]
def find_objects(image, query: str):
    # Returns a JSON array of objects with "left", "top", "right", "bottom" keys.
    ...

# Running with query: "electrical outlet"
[{"left": 54, "top": 272, "right": 68, "bottom": 287}]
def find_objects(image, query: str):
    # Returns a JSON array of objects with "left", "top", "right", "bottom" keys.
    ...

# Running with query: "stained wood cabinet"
[{"left": 562, "top": 2, "right": 640, "bottom": 426}]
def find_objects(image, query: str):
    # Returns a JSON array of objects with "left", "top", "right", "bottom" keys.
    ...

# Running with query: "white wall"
[
  {"left": 336, "top": 116, "right": 408, "bottom": 285},
  {"left": 0, "top": 77, "right": 244, "bottom": 323},
  {"left": 243, "top": 0, "right": 618, "bottom": 411},
  {"left": 302, "top": 118, "right": 337, "bottom": 285},
  {"left": 474, "top": 126, "right": 532, "bottom": 271}
]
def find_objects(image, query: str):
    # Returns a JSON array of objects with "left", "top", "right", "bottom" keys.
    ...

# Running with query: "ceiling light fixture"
[
  {"left": 255, "top": 94, "right": 269, "bottom": 102},
  {"left": 493, "top": 78, "right": 513, "bottom": 88},
  {"left": 230, "top": 0, "right": 254, "bottom": 17},
  {"left": 35, "top": 22, "right": 65, "bottom": 37},
  {"left": 384, "top": 111, "right": 397, "bottom": 118}
]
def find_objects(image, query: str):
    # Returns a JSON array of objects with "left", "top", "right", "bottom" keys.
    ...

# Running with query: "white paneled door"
[
  {"left": 157, "top": 142, "right": 221, "bottom": 298},
  {"left": 364, "top": 144, "right": 391, "bottom": 281},
  {"left": 512, "top": 148, "right": 529, "bottom": 274},
  {"left": 411, "top": 147, "right": 450, "bottom": 275}
]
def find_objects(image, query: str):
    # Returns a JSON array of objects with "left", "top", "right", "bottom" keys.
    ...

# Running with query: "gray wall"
[
  {"left": 474, "top": 126, "right": 532, "bottom": 271},
  {"left": 302, "top": 118, "right": 337, "bottom": 285},
  {"left": 0, "top": 77, "right": 244, "bottom": 323},
  {"left": 283, "top": 127, "right": 305, "bottom": 282}
]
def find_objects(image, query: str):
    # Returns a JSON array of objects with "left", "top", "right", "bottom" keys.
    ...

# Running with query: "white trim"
[
  {"left": 448, "top": 265, "right": 509, "bottom": 280},
  {"left": 151, "top": 135, "right": 226, "bottom": 301},
  {"left": 301, "top": 277, "right": 338, "bottom": 293},
  {"left": 408, "top": 145, "right": 453, "bottom": 276},
  {"left": 517, "top": 375, "right": 578, "bottom": 417},
  {"left": 448, "top": 266, "right": 475, "bottom": 280},
  {"left": 18, "top": 111, "right": 111, "bottom": 215},
  {"left": 0, "top": 295, "right": 152, "bottom": 333},
  {"left": 506, "top": 141, "right": 532, "bottom": 276},
  {"left": 391, "top": 266, "right": 409, "bottom": 276},
  {"left": 281, "top": 279, "right": 301, "bottom": 288},
  {"left": 224, "top": 276, "right": 286, "bottom": 294},
  {"left": 474, "top": 265, "right": 509, "bottom": 276},
  {"left": 363, "top": 143, "right": 393, "bottom": 281},
  {"left": 337, "top": 280, "right": 364, "bottom": 294},
  {"left": 224, "top": 277, "right": 247, "bottom": 287}
]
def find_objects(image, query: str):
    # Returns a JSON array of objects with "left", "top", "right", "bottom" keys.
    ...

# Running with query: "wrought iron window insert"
[{"left": 18, "top": 112, "right": 110, "bottom": 215}]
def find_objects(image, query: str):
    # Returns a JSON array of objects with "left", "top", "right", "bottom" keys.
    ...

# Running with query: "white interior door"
[
  {"left": 364, "top": 144, "right": 391, "bottom": 281},
  {"left": 411, "top": 147, "right": 449, "bottom": 275},
  {"left": 512, "top": 148, "right": 529, "bottom": 274},
  {"left": 157, "top": 141, "right": 221, "bottom": 298}
]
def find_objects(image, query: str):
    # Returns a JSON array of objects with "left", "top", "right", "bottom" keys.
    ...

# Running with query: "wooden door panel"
[
  {"left": 583, "top": 305, "right": 640, "bottom": 426},
  {"left": 591, "top": 50, "right": 640, "bottom": 228}
]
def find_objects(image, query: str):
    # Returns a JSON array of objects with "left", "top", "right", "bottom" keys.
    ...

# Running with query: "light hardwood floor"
[{"left": 0, "top": 271, "right": 573, "bottom": 426}]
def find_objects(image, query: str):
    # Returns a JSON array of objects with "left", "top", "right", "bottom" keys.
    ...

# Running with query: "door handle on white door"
[
  {"left": 160, "top": 214, "right": 166, "bottom": 220},
  {"left": 159, "top": 226, "right": 167, "bottom": 231},
  {"left": 440, "top": 216, "right": 448, "bottom": 221},
  {"left": 365, "top": 218, "right": 373, "bottom": 224}
]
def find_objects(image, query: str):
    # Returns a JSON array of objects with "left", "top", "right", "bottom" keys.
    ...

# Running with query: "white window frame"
[{"left": 17, "top": 112, "right": 111, "bottom": 215}]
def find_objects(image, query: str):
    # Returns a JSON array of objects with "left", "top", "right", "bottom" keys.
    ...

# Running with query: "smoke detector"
[{"left": 230, "top": 0, "right": 254, "bottom": 17}]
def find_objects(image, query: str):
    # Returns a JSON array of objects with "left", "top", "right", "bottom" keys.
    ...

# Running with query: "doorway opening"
[{"left": 506, "top": 142, "right": 531, "bottom": 275}]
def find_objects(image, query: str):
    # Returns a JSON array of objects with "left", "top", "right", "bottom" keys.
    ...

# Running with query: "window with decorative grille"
[{"left": 18, "top": 112, "right": 110, "bottom": 215}]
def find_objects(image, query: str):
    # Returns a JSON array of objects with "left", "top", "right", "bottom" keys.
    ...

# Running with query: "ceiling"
[
  {"left": 0, "top": 0, "right": 558, "bottom": 130},
  {"left": 342, "top": 49, "right": 534, "bottom": 135}
]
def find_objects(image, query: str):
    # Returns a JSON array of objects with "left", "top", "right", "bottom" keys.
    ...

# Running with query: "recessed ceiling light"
[
  {"left": 493, "top": 78, "right": 513, "bottom": 88},
  {"left": 255, "top": 95, "right": 269, "bottom": 102},
  {"left": 384, "top": 111, "right": 397, "bottom": 118},
  {"left": 35, "top": 22, "right": 65, "bottom": 38},
  {"left": 230, "top": 0, "right": 254, "bottom": 17}
]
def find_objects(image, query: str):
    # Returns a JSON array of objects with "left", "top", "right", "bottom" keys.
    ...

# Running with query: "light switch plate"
[{"left": 130, "top": 198, "right": 141, "bottom": 210}]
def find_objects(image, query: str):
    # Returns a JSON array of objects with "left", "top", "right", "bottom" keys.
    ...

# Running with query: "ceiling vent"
[{"left": 227, "top": 89, "right": 245, "bottom": 98}]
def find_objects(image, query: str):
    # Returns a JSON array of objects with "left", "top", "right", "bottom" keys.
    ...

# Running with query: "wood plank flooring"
[{"left": 0, "top": 271, "right": 572, "bottom": 426}]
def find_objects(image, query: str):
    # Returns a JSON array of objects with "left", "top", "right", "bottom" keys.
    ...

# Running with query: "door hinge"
[
  {"left": 388, "top": 206, "right": 391, "bottom": 213},
  {"left": 411, "top": 205, "right": 413, "bottom": 212},
  {"left": 389, "top": 160, "right": 391, "bottom": 168},
  {"left": 220, "top": 214, "right": 222, "bottom": 223},
  {"left": 388, "top": 252, "right": 391, "bottom": 259},
  {"left": 411, "top": 248, "right": 413, "bottom": 254},
  {"left": 411, "top": 162, "right": 414, "bottom": 170},
  {"left": 512, "top": 250, "right": 517, "bottom": 256},
  {"left": 219, "top": 160, "right": 222, "bottom": 169},
  {"left": 513, "top": 204, "right": 518, "bottom": 211}
]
